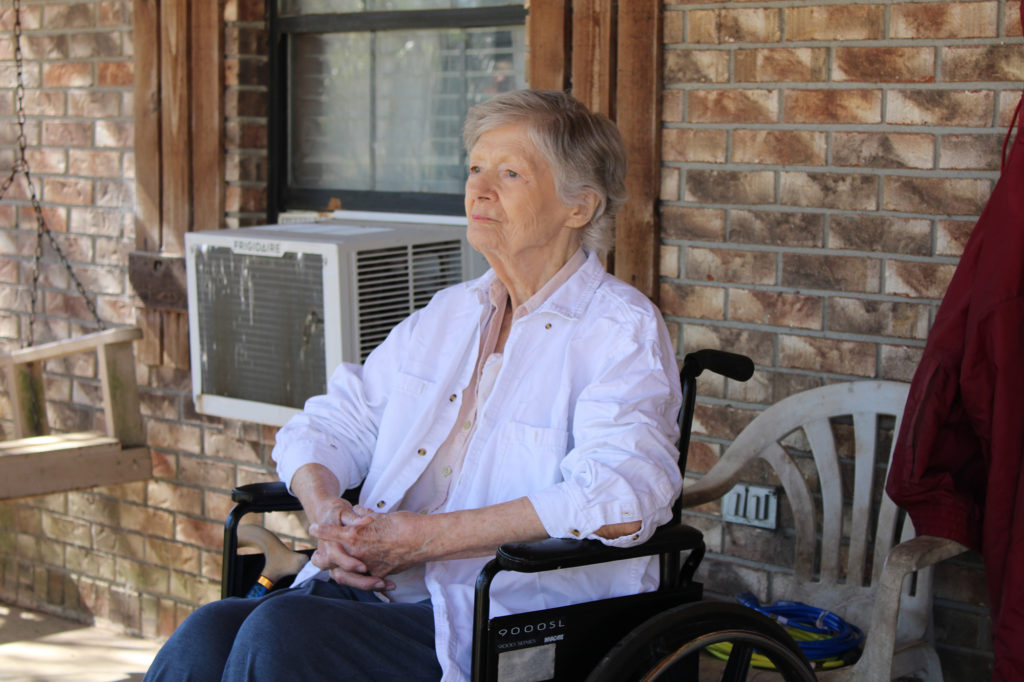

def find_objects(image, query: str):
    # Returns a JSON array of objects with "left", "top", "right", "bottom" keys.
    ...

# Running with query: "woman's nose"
[{"left": 466, "top": 172, "right": 495, "bottom": 199}]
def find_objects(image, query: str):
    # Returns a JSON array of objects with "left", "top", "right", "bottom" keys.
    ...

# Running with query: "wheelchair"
[{"left": 222, "top": 350, "right": 818, "bottom": 681}]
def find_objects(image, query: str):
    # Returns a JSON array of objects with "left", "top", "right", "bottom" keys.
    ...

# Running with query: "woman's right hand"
[
  {"left": 289, "top": 463, "right": 395, "bottom": 592},
  {"left": 308, "top": 497, "right": 395, "bottom": 591}
]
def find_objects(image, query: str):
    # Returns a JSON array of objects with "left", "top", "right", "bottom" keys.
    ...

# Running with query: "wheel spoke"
[{"left": 721, "top": 640, "right": 754, "bottom": 682}]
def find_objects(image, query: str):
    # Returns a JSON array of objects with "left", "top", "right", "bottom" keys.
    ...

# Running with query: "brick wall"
[
  {"left": 663, "top": 0, "right": 1022, "bottom": 677},
  {"left": 0, "top": 0, "right": 1021, "bottom": 676}
]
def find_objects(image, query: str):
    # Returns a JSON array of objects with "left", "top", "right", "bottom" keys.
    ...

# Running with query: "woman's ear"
[{"left": 565, "top": 191, "right": 600, "bottom": 229}]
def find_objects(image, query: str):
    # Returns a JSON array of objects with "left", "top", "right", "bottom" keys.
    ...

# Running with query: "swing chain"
[{"left": 1, "top": 0, "right": 104, "bottom": 347}]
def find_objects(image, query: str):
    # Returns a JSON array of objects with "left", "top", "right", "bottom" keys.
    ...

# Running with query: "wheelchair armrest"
[
  {"left": 231, "top": 481, "right": 304, "bottom": 511},
  {"left": 495, "top": 523, "right": 704, "bottom": 574}
]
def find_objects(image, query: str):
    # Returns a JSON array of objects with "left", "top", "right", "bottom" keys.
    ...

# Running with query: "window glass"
[
  {"left": 289, "top": 26, "right": 525, "bottom": 195},
  {"left": 280, "top": 0, "right": 511, "bottom": 15}
]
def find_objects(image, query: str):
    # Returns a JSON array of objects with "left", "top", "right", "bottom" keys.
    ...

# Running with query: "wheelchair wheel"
[{"left": 586, "top": 601, "right": 817, "bottom": 682}]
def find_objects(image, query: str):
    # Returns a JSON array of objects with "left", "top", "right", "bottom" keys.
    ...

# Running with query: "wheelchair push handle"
[{"left": 682, "top": 349, "right": 755, "bottom": 383}]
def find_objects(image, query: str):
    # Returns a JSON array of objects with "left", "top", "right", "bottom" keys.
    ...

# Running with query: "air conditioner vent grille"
[
  {"left": 193, "top": 246, "right": 327, "bottom": 409},
  {"left": 355, "top": 240, "right": 464, "bottom": 360}
]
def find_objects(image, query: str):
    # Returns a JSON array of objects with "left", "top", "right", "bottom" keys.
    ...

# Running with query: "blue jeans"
[{"left": 144, "top": 580, "right": 441, "bottom": 681}]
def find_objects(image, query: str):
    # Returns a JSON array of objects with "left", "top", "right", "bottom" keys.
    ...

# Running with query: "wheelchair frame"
[{"left": 222, "top": 350, "right": 818, "bottom": 681}]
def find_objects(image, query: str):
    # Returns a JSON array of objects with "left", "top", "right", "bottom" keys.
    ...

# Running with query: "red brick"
[
  {"left": 44, "top": 4, "right": 95, "bottom": 29},
  {"left": 685, "top": 169, "right": 775, "bottom": 204},
  {"left": 730, "top": 289, "right": 822, "bottom": 330},
  {"left": 729, "top": 210, "right": 824, "bottom": 247},
  {"left": 883, "top": 176, "right": 992, "bottom": 216},
  {"left": 686, "top": 10, "right": 719, "bottom": 44},
  {"left": 887, "top": 90, "right": 994, "bottom": 127},
  {"left": 98, "top": 1, "right": 129, "bottom": 27},
  {"left": 663, "top": 10, "right": 683, "bottom": 43},
  {"left": 68, "top": 90, "right": 122, "bottom": 118},
  {"left": 664, "top": 50, "right": 729, "bottom": 85},
  {"left": 780, "top": 172, "right": 877, "bottom": 211},
  {"left": 735, "top": 48, "right": 828, "bottom": 83},
  {"left": 830, "top": 215, "right": 931, "bottom": 256},
  {"left": 43, "top": 62, "right": 92, "bottom": 88},
  {"left": 68, "top": 149, "right": 121, "bottom": 178},
  {"left": 778, "top": 334, "right": 876, "bottom": 376},
  {"left": 785, "top": 6, "right": 884, "bottom": 41},
  {"left": 70, "top": 32, "right": 122, "bottom": 59},
  {"left": 940, "top": 134, "right": 1006, "bottom": 170},
  {"left": 1009, "top": 2, "right": 1023, "bottom": 37},
  {"left": 732, "top": 129, "right": 826, "bottom": 166},
  {"left": 827, "top": 297, "right": 931, "bottom": 339},
  {"left": 662, "top": 128, "right": 727, "bottom": 163},
  {"left": 660, "top": 168, "right": 680, "bottom": 201},
  {"left": 661, "top": 205, "right": 726, "bottom": 241},
  {"left": 891, "top": 2, "right": 999, "bottom": 39},
  {"left": 833, "top": 132, "right": 934, "bottom": 169},
  {"left": 689, "top": 90, "right": 778, "bottom": 124},
  {"left": 886, "top": 260, "right": 957, "bottom": 299},
  {"left": 25, "top": 147, "right": 68, "bottom": 174},
  {"left": 659, "top": 282, "right": 726, "bottom": 320},
  {"left": 96, "top": 120, "right": 133, "bottom": 147},
  {"left": 834, "top": 47, "right": 935, "bottom": 83},
  {"left": 936, "top": 220, "right": 975, "bottom": 257},
  {"left": 942, "top": 46, "right": 1024, "bottom": 82},
  {"left": 43, "top": 177, "right": 93, "bottom": 205},
  {"left": 23, "top": 89, "right": 65, "bottom": 116},
  {"left": 175, "top": 515, "right": 223, "bottom": 551},
  {"left": 42, "top": 121, "right": 93, "bottom": 147},
  {"left": 881, "top": 345, "right": 924, "bottom": 382},
  {"left": 782, "top": 253, "right": 881, "bottom": 293},
  {"left": 686, "top": 247, "right": 776, "bottom": 285},
  {"left": 97, "top": 61, "right": 132, "bottom": 87},
  {"left": 720, "top": 9, "right": 781, "bottom": 43},
  {"left": 784, "top": 90, "right": 881, "bottom": 124},
  {"left": 662, "top": 90, "right": 683, "bottom": 122},
  {"left": 21, "top": 34, "right": 69, "bottom": 60}
]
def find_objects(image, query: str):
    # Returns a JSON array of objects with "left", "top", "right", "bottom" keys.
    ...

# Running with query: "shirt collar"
[{"left": 487, "top": 247, "right": 588, "bottom": 319}]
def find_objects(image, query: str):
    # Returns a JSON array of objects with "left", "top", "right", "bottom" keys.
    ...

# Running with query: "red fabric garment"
[{"left": 885, "top": 38, "right": 1024, "bottom": 680}]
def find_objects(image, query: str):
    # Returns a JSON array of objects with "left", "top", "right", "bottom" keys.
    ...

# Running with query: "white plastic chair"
[{"left": 684, "top": 380, "right": 967, "bottom": 681}]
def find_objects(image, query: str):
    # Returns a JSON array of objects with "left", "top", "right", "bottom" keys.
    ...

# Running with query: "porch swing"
[{"left": 0, "top": 0, "right": 150, "bottom": 500}]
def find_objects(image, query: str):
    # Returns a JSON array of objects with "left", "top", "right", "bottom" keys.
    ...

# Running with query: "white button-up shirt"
[{"left": 273, "top": 250, "right": 683, "bottom": 681}]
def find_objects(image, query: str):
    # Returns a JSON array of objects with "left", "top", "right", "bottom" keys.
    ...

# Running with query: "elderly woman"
[{"left": 145, "top": 89, "right": 682, "bottom": 682}]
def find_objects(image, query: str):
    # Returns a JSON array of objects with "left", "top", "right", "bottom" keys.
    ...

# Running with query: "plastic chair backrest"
[{"left": 683, "top": 381, "right": 930, "bottom": 643}]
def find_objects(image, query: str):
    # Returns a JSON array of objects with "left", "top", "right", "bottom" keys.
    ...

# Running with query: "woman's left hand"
[{"left": 310, "top": 508, "right": 435, "bottom": 578}]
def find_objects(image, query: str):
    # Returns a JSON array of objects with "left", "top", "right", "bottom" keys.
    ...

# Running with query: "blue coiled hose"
[{"left": 733, "top": 592, "right": 864, "bottom": 665}]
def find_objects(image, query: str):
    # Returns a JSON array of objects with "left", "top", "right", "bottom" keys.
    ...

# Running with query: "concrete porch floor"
[{"left": 0, "top": 603, "right": 161, "bottom": 682}]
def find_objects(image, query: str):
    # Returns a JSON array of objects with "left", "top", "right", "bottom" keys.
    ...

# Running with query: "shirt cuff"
[{"left": 528, "top": 482, "right": 670, "bottom": 548}]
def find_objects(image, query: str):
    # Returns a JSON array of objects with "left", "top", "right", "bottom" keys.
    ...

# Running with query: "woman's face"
[{"left": 465, "top": 123, "right": 591, "bottom": 282}]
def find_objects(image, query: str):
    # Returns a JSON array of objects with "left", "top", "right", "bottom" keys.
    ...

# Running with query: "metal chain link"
[{"left": 1, "top": 0, "right": 104, "bottom": 347}]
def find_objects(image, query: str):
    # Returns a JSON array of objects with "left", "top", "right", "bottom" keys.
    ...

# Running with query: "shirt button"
[
  {"left": 376, "top": 500, "right": 386, "bottom": 509},
  {"left": 463, "top": 420, "right": 472, "bottom": 430},
  {"left": 442, "top": 466, "right": 453, "bottom": 477},
  {"left": 417, "top": 448, "right": 427, "bottom": 456},
  {"left": 449, "top": 394, "right": 458, "bottom": 402},
  {"left": 544, "top": 322, "right": 552, "bottom": 330},
  {"left": 570, "top": 529, "right": 581, "bottom": 537},
  {"left": 632, "top": 534, "right": 640, "bottom": 541}
]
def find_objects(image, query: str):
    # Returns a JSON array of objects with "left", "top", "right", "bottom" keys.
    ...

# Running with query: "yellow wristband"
[{"left": 256, "top": 575, "right": 274, "bottom": 591}]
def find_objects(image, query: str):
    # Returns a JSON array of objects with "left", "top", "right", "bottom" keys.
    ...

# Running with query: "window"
[{"left": 269, "top": 1, "right": 528, "bottom": 219}]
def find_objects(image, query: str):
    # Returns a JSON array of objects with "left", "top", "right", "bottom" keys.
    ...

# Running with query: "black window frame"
[{"left": 267, "top": 4, "right": 528, "bottom": 222}]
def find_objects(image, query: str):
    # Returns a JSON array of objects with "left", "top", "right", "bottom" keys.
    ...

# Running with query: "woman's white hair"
[{"left": 463, "top": 89, "right": 627, "bottom": 255}]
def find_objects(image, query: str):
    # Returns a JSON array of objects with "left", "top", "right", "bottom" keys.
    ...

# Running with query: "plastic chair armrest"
[{"left": 857, "top": 535, "right": 967, "bottom": 679}]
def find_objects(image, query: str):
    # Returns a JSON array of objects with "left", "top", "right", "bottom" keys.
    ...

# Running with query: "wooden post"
[
  {"left": 133, "top": 0, "right": 162, "bottom": 253},
  {"left": 6, "top": 361, "right": 48, "bottom": 438},
  {"left": 527, "top": 0, "right": 571, "bottom": 91},
  {"left": 614, "top": 0, "right": 662, "bottom": 301},
  {"left": 98, "top": 341, "right": 145, "bottom": 447},
  {"left": 571, "top": 0, "right": 617, "bottom": 117}
]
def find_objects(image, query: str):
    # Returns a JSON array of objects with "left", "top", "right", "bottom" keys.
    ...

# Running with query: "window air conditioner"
[{"left": 185, "top": 211, "right": 487, "bottom": 426}]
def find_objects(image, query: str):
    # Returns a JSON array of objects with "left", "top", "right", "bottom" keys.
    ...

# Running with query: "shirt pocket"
[
  {"left": 494, "top": 421, "right": 570, "bottom": 500},
  {"left": 370, "top": 371, "right": 438, "bottom": 478}
]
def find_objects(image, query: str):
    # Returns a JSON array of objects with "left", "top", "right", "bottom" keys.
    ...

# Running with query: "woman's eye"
[
  {"left": 469, "top": 165, "right": 481, "bottom": 175},
  {"left": 505, "top": 169, "right": 519, "bottom": 178}
]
